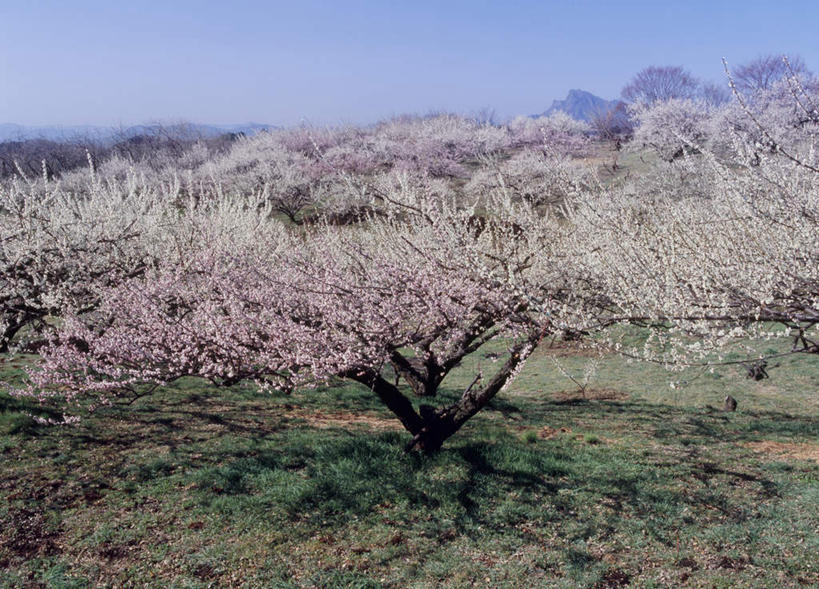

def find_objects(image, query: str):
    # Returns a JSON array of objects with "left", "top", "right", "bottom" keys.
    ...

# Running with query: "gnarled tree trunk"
[{"left": 349, "top": 332, "right": 540, "bottom": 453}]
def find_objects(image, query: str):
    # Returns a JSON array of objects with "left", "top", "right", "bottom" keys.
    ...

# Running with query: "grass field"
[{"left": 1, "top": 340, "right": 817, "bottom": 588}]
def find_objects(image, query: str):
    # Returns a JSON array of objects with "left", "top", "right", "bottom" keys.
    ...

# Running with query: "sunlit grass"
[{"left": 0, "top": 342, "right": 817, "bottom": 587}]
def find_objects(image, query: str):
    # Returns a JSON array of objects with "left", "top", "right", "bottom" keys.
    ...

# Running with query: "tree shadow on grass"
[
  {"left": 179, "top": 424, "right": 785, "bottom": 555},
  {"left": 484, "top": 395, "right": 525, "bottom": 421},
  {"left": 0, "top": 392, "right": 65, "bottom": 435},
  {"left": 6, "top": 382, "right": 809, "bottom": 544},
  {"left": 187, "top": 432, "right": 573, "bottom": 533}
]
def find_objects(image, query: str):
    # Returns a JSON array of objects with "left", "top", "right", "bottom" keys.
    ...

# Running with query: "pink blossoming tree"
[{"left": 17, "top": 179, "right": 603, "bottom": 451}]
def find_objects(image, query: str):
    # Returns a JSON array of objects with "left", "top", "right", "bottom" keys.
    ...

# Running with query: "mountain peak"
[{"left": 536, "top": 90, "right": 620, "bottom": 122}]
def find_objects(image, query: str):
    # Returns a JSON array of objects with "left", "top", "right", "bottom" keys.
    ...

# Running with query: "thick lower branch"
[
  {"left": 405, "top": 331, "right": 542, "bottom": 453},
  {"left": 389, "top": 350, "right": 441, "bottom": 397},
  {"left": 344, "top": 368, "right": 425, "bottom": 434},
  {"left": 389, "top": 317, "right": 501, "bottom": 398},
  {"left": 0, "top": 324, "right": 20, "bottom": 353},
  {"left": 0, "top": 313, "right": 39, "bottom": 353}
]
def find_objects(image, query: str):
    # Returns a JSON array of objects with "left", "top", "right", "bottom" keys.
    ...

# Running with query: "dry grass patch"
[
  {"left": 290, "top": 408, "right": 402, "bottom": 431},
  {"left": 538, "top": 426, "right": 573, "bottom": 439},
  {"left": 744, "top": 440, "right": 819, "bottom": 463},
  {"left": 551, "top": 388, "right": 629, "bottom": 402}
]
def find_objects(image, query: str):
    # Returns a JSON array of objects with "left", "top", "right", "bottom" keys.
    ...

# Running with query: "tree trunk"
[
  {"left": 344, "top": 368, "right": 425, "bottom": 435},
  {"left": 389, "top": 352, "right": 442, "bottom": 397},
  {"left": 344, "top": 330, "right": 542, "bottom": 453},
  {"left": 0, "top": 318, "right": 25, "bottom": 353},
  {"left": 404, "top": 334, "right": 540, "bottom": 453}
]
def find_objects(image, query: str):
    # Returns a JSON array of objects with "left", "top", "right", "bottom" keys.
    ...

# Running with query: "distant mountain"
[
  {"left": 0, "top": 122, "right": 274, "bottom": 143},
  {"left": 119, "top": 123, "right": 274, "bottom": 140},
  {"left": 0, "top": 123, "right": 107, "bottom": 143},
  {"left": 536, "top": 89, "right": 621, "bottom": 122}
]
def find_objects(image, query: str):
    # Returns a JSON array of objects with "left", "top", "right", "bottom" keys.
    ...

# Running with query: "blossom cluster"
[{"left": 2, "top": 74, "right": 817, "bottom": 448}]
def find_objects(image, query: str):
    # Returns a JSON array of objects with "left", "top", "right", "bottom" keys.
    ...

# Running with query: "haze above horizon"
[{"left": 1, "top": 0, "right": 816, "bottom": 127}]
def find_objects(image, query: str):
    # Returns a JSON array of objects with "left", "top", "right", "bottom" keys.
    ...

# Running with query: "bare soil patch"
[
  {"left": 552, "top": 388, "right": 629, "bottom": 402},
  {"left": 289, "top": 408, "right": 402, "bottom": 431},
  {"left": 0, "top": 506, "right": 62, "bottom": 564},
  {"left": 744, "top": 440, "right": 819, "bottom": 463},
  {"left": 538, "top": 426, "right": 572, "bottom": 439}
]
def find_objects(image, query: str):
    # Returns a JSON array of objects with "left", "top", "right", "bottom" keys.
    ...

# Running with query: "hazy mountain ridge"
[
  {"left": 1, "top": 90, "right": 620, "bottom": 143},
  {"left": 536, "top": 89, "right": 621, "bottom": 122},
  {"left": 0, "top": 122, "right": 273, "bottom": 143}
]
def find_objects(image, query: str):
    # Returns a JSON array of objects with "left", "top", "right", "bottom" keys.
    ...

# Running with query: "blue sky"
[{"left": 1, "top": 0, "right": 817, "bottom": 126}]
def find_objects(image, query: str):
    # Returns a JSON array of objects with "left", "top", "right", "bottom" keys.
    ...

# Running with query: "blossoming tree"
[{"left": 17, "top": 174, "right": 607, "bottom": 450}]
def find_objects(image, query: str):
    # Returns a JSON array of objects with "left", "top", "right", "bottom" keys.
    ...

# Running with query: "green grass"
[{"left": 0, "top": 342, "right": 817, "bottom": 588}]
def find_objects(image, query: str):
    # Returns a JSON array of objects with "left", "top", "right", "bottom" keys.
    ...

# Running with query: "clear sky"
[{"left": 1, "top": 0, "right": 817, "bottom": 127}]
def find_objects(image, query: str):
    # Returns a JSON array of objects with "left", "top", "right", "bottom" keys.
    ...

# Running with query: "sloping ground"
[{"left": 0, "top": 348, "right": 817, "bottom": 588}]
